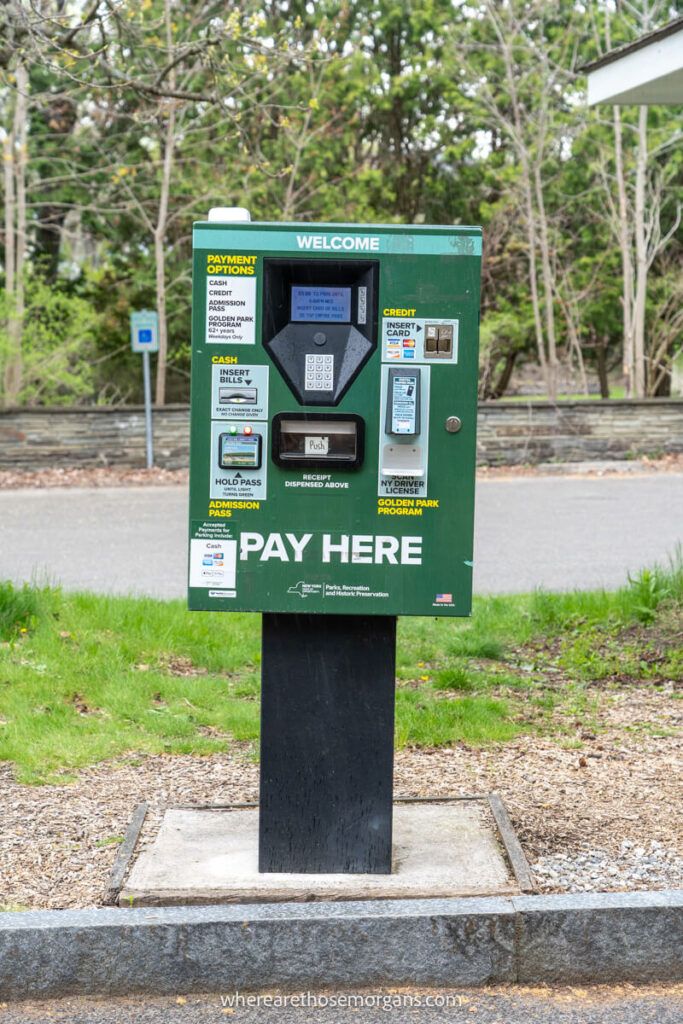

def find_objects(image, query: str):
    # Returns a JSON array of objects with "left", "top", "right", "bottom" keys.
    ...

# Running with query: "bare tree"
[
  {"left": 598, "top": 3, "right": 636, "bottom": 395},
  {"left": 613, "top": 105, "right": 635, "bottom": 394},
  {"left": 594, "top": 0, "right": 681, "bottom": 397},
  {"left": 455, "top": 0, "right": 580, "bottom": 399},
  {"left": 89, "top": 2, "right": 319, "bottom": 405},
  {"left": 0, "top": 1, "right": 116, "bottom": 406},
  {"left": 2, "top": 63, "right": 28, "bottom": 406},
  {"left": 152, "top": 0, "right": 177, "bottom": 407}
]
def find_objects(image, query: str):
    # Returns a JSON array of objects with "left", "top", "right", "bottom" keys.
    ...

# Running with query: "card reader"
[{"left": 385, "top": 367, "right": 421, "bottom": 436}]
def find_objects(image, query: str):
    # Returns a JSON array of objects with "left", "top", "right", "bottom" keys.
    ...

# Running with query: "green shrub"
[
  {"left": 0, "top": 277, "right": 100, "bottom": 407},
  {"left": 0, "top": 581, "right": 48, "bottom": 640},
  {"left": 627, "top": 550, "right": 683, "bottom": 623},
  {"left": 432, "top": 665, "right": 474, "bottom": 691}
]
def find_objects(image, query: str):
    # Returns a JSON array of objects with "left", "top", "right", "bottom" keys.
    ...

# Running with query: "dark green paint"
[{"left": 189, "top": 221, "right": 481, "bottom": 616}]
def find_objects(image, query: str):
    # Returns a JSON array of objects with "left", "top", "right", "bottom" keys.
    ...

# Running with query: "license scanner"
[{"left": 385, "top": 367, "right": 421, "bottom": 435}]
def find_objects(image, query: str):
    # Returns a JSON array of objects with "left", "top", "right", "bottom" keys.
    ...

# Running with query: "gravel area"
[
  {"left": 0, "top": 687, "right": 680, "bottom": 910},
  {"left": 532, "top": 841, "right": 683, "bottom": 893}
]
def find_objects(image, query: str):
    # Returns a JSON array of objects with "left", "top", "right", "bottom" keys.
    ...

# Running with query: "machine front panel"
[{"left": 189, "top": 222, "right": 481, "bottom": 616}]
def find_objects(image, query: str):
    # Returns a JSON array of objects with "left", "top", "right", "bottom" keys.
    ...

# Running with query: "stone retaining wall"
[
  {"left": 0, "top": 400, "right": 681, "bottom": 470},
  {"left": 0, "top": 406, "right": 190, "bottom": 471},
  {"left": 477, "top": 399, "right": 683, "bottom": 466}
]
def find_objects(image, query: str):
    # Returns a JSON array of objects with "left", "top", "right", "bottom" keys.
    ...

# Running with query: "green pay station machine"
[{"left": 189, "top": 213, "right": 482, "bottom": 874}]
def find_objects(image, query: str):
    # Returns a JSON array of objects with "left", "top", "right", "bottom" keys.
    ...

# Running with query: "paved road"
[
  {"left": 0, "top": 474, "right": 681, "bottom": 598},
  {"left": 2, "top": 986, "right": 682, "bottom": 1023}
]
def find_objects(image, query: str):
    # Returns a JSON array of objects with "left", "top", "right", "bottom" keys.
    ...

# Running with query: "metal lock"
[{"left": 445, "top": 415, "right": 462, "bottom": 433}]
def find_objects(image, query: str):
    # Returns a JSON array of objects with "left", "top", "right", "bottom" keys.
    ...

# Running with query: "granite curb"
[{"left": 0, "top": 890, "right": 681, "bottom": 1000}]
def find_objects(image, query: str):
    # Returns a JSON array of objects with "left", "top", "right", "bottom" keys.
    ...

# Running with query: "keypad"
[{"left": 305, "top": 353, "right": 334, "bottom": 391}]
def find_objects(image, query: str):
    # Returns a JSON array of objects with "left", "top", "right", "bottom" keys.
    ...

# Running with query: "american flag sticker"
[{"left": 435, "top": 593, "right": 453, "bottom": 604}]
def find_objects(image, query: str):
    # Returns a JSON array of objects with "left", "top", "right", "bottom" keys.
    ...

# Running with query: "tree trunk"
[
  {"left": 34, "top": 96, "right": 77, "bottom": 282},
  {"left": 153, "top": 222, "right": 169, "bottom": 407},
  {"left": 652, "top": 367, "right": 671, "bottom": 398},
  {"left": 154, "top": 0, "right": 176, "bottom": 408},
  {"left": 3, "top": 121, "right": 16, "bottom": 405},
  {"left": 612, "top": 105, "right": 634, "bottom": 397},
  {"left": 595, "top": 333, "right": 610, "bottom": 399},
  {"left": 282, "top": 105, "right": 313, "bottom": 220},
  {"left": 632, "top": 105, "right": 648, "bottom": 398},
  {"left": 480, "top": 5, "right": 562, "bottom": 400},
  {"left": 3, "top": 64, "right": 28, "bottom": 406},
  {"left": 556, "top": 279, "right": 588, "bottom": 397},
  {"left": 604, "top": 7, "right": 635, "bottom": 398},
  {"left": 489, "top": 349, "right": 518, "bottom": 400},
  {"left": 519, "top": 167, "right": 549, "bottom": 391},
  {"left": 564, "top": 302, "right": 589, "bottom": 397},
  {"left": 533, "top": 163, "right": 559, "bottom": 400}
]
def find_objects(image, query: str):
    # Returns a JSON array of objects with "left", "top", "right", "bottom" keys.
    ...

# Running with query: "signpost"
[
  {"left": 130, "top": 310, "right": 159, "bottom": 470},
  {"left": 188, "top": 215, "right": 482, "bottom": 874}
]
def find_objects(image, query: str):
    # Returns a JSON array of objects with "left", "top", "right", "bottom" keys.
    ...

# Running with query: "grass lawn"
[{"left": 0, "top": 557, "right": 681, "bottom": 784}]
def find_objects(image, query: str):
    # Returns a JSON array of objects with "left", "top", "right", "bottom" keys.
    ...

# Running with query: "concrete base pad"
[{"left": 121, "top": 801, "right": 518, "bottom": 906}]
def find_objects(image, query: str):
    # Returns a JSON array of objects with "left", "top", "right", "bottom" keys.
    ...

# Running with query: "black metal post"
[{"left": 259, "top": 613, "right": 396, "bottom": 874}]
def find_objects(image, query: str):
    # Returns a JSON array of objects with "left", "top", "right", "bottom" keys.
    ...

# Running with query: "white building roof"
[{"left": 583, "top": 16, "right": 683, "bottom": 105}]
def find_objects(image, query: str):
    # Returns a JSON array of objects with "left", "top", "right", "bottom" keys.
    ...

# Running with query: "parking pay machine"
[{"left": 189, "top": 212, "right": 482, "bottom": 874}]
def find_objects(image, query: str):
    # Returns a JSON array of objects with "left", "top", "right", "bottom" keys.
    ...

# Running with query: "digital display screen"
[
  {"left": 291, "top": 286, "right": 351, "bottom": 323},
  {"left": 219, "top": 433, "right": 261, "bottom": 469}
]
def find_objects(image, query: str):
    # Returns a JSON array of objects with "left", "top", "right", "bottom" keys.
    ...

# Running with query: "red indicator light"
[{"left": 243, "top": 425, "right": 253, "bottom": 435}]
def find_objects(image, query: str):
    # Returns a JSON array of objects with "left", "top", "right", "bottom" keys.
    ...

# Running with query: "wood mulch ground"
[
  {"left": 0, "top": 685, "right": 679, "bottom": 910},
  {"left": 0, "top": 453, "right": 681, "bottom": 491},
  {"left": 0, "top": 467, "right": 188, "bottom": 490}
]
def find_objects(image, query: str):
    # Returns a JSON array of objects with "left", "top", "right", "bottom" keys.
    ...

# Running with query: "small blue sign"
[{"left": 130, "top": 310, "right": 159, "bottom": 353}]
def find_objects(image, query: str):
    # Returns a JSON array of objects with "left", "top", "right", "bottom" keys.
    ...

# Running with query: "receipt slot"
[
  {"left": 189, "top": 214, "right": 481, "bottom": 873},
  {"left": 272, "top": 413, "right": 364, "bottom": 469}
]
